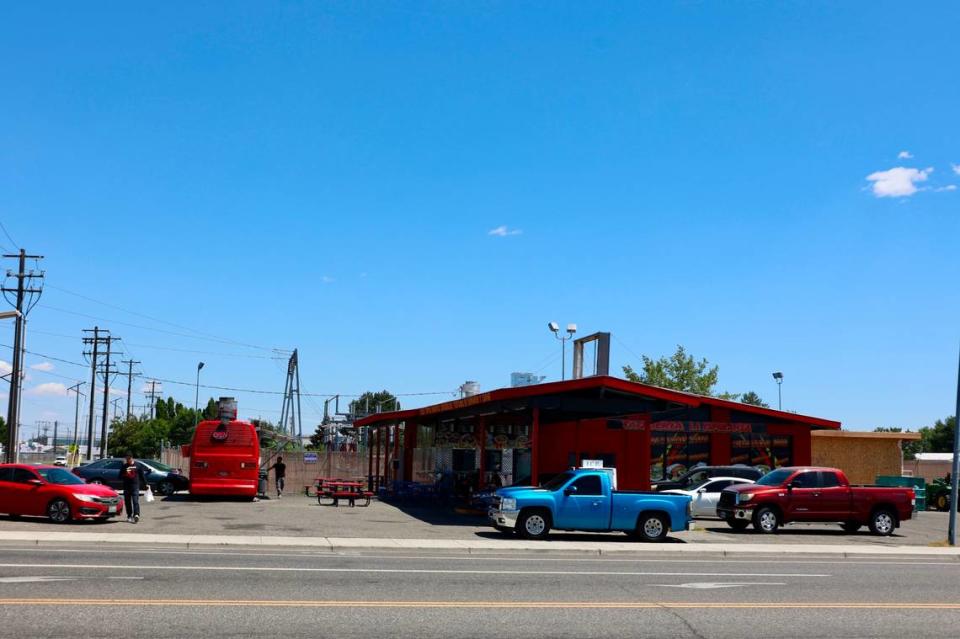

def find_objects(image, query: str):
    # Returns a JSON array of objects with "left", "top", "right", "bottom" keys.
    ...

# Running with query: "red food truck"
[{"left": 185, "top": 398, "right": 260, "bottom": 498}]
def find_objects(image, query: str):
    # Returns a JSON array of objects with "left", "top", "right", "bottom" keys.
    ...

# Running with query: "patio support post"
[
  {"left": 477, "top": 416, "right": 486, "bottom": 489},
  {"left": 367, "top": 426, "right": 374, "bottom": 491},
  {"left": 531, "top": 406, "right": 540, "bottom": 487},
  {"left": 403, "top": 422, "right": 417, "bottom": 484},
  {"left": 374, "top": 426, "right": 381, "bottom": 490}
]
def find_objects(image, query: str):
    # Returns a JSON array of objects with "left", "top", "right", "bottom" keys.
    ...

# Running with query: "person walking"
[
  {"left": 269, "top": 456, "right": 286, "bottom": 499},
  {"left": 121, "top": 453, "right": 149, "bottom": 523}
]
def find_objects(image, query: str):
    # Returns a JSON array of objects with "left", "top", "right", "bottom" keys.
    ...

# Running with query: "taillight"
[{"left": 241, "top": 462, "right": 256, "bottom": 469}]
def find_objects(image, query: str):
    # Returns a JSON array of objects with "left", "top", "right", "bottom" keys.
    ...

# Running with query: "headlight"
[
  {"left": 500, "top": 497, "right": 517, "bottom": 511},
  {"left": 74, "top": 494, "right": 98, "bottom": 503},
  {"left": 737, "top": 493, "right": 753, "bottom": 504}
]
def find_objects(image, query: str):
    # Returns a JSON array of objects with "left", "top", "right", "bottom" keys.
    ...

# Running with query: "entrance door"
[{"left": 554, "top": 475, "right": 609, "bottom": 530}]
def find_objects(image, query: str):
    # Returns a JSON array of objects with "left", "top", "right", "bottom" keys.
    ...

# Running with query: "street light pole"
[
  {"left": 772, "top": 372, "right": 784, "bottom": 410},
  {"left": 948, "top": 346, "right": 960, "bottom": 546},
  {"left": 194, "top": 362, "right": 205, "bottom": 429},
  {"left": 548, "top": 322, "right": 577, "bottom": 381}
]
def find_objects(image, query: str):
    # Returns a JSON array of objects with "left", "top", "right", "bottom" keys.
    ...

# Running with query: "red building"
[{"left": 356, "top": 376, "right": 840, "bottom": 491}]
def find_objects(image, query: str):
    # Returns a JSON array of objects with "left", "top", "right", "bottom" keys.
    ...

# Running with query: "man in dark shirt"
[
  {"left": 121, "top": 453, "right": 148, "bottom": 523},
  {"left": 269, "top": 456, "right": 286, "bottom": 499}
]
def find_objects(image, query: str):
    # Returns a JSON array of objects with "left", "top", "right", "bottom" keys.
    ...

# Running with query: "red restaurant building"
[{"left": 355, "top": 376, "right": 841, "bottom": 491}]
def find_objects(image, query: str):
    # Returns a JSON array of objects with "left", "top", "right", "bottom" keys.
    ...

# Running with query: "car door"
[
  {"left": 554, "top": 475, "right": 609, "bottom": 530},
  {"left": 816, "top": 471, "right": 851, "bottom": 518},
  {"left": 98, "top": 460, "right": 124, "bottom": 488},
  {"left": 9, "top": 468, "right": 45, "bottom": 516},
  {"left": 785, "top": 470, "right": 822, "bottom": 520},
  {"left": 0, "top": 468, "right": 14, "bottom": 514},
  {"left": 692, "top": 479, "right": 734, "bottom": 518}
]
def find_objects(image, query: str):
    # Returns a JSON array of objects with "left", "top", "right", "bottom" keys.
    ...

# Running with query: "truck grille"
[{"left": 719, "top": 490, "right": 736, "bottom": 509}]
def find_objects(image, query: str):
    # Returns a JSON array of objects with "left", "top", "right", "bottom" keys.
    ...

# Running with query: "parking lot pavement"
[{"left": 0, "top": 493, "right": 951, "bottom": 547}]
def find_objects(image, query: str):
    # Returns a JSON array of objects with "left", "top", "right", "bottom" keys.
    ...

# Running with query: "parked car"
[
  {"left": 0, "top": 463, "right": 122, "bottom": 523},
  {"left": 489, "top": 468, "right": 691, "bottom": 542},
  {"left": 716, "top": 466, "right": 915, "bottom": 536},
  {"left": 661, "top": 476, "right": 755, "bottom": 518},
  {"left": 53, "top": 455, "right": 67, "bottom": 467},
  {"left": 652, "top": 465, "right": 763, "bottom": 491},
  {"left": 72, "top": 458, "right": 189, "bottom": 495}
]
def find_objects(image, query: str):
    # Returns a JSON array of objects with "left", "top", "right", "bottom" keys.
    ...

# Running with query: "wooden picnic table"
[{"left": 318, "top": 480, "right": 371, "bottom": 507}]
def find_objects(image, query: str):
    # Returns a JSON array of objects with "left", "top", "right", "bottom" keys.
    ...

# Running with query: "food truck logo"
[{"left": 211, "top": 424, "right": 230, "bottom": 442}]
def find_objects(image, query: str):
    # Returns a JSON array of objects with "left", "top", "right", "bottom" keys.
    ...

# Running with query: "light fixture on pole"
[
  {"left": 772, "top": 371, "right": 783, "bottom": 410},
  {"left": 194, "top": 362, "right": 205, "bottom": 428},
  {"left": 548, "top": 322, "right": 577, "bottom": 381}
]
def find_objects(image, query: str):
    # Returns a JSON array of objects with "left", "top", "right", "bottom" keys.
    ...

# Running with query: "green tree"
[
  {"left": 740, "top": 391, "right": 769, "bottom": 408},
  {"left": 349, "top": 390, "right": 398, "bottom": 418},
  {"left": 623, "top": 345, "right": 733, "bottom": 397},
  {"left": 0, "top": 415, "right": 6, "bottom": 450},
  {"left": 918, "top": 416, "right": 956, "bottom": 454}
]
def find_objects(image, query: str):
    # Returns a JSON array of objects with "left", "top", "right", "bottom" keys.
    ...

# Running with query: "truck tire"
[
  {"left": 635, "top": 513, "right": 669, "bottom": 542},
  {"left": 753, "top": 506, "right": 780, "bottom": 534},
  {"left": 868, "top": 508, "right": 896, "bottom": 536},
  {"left": 841, "top": 521, "right": 861, "bottom": 533},
  {"left": 725, "top": 517, "right": 750, "bottom": 532},
  {"left": 517, "top": 509, "right": 551, "bottom": 540},
  {"left": 935, "top": 494, "right": 949, "bottom": 512}
]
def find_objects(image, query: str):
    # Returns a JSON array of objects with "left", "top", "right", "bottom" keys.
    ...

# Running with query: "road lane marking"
[
  {"left": 0, "top": 599, "right": 958, "bottom": 609},
  {"left": 654, "top": 582, "right": 786, "bottom": 589},
  {"left": 0, "top": 563, "right": 828, "bottom": 578},
  {"left": 0, "top": 576, "right": 143, "bottom": 584}
]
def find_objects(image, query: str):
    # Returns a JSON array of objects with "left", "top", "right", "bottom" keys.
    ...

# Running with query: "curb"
[{"left": 1, "top": 532, "right": 959, "bottom": 558}]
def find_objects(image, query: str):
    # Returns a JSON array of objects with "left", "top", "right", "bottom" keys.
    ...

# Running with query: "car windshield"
[
  {"left": 145, "top": 460, "right": 173, "bottom": 471},
  {"left": 36, "top": 467, "right": 85, "bottom": 485},
  {"left": 541, "top": 472, "right": 575, "bottom": 491},
  {"left": 756, "top": 469, "right": 793, "bottom": 486},
  {"left": 681, "top": 471, "right": 709, "bottom": 488}
]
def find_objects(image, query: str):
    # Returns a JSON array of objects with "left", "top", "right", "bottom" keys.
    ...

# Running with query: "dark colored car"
[
  {"left": 0, "top": 463, "right": 122, "bottom": 523},
  {"left": 652, "top": 465, "right": 763, "bottom": 492},
  {"left": 73, "top": 458, "right": 189, "bottom": 495}
]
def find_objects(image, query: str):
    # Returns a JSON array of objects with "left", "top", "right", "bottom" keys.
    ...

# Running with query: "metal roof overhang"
[{"left": 354, "top": 376, "right": 841, "bottom": 430}]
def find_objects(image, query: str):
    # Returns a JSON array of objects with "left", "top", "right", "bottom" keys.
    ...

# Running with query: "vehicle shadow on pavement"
[
  {"left": 372, "top": 501, "right": 489, "bottom": 527},
  {"left": 471, "top": 530, "right": 686, "bottom": 543},
  {"left": 700, "top": 525, "right": 906, "bottom": 539}
]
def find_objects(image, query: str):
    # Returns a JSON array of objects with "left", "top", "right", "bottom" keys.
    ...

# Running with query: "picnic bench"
[{"left": 316, "top": 479, "right": 373, "bottom": 507}]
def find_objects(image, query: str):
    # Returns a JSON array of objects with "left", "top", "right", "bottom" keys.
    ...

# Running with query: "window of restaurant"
[
  {"left": 731, "top": 433, "right": 793, "bottom": 473},
  {"left": 649, "top": 432, "right": 711, "bottom": 481}
]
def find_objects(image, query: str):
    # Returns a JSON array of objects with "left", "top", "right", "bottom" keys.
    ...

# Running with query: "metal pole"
[
  {"left": 194, "top": 362, "right": 204, "bottom": 429},
  {"left": 778, "top": 382, "right": 782, "bottom": 411},
  {"left": 948, "top": 345, "right": 960, "bottom": 546},
  {"left": 86, "top": 327, "right": 99, "bottom": 461},
  {"left": 561, "top": 338, "right": 566, "bottom": 381},
  {"left": 4, "top": 250, "right": 26, "bottom": 463}
]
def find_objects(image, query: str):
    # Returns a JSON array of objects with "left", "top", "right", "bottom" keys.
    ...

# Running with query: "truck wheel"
[
  {"left": 936, "top": 494, "right": 949, "bottom": 512},
  {"left": 841, "top": 521, "right": 861, "bottom": 533},
  {"left": 517, "top": 510, "right": 551, "bottom": 540},
  {"left": 635, "top": 513, "right": 669, "bottom": 542},
  {"left": 869, "top": 509, "right": 896, "bottom": 536},
  {"left": 725, "top": 517, "right": 750, "bottom": 532},
  {"left": 753, "top": 506, "right": 780, "bottom": 533}
]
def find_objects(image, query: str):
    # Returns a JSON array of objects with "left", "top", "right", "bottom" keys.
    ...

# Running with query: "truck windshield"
[
  {"left": 541, "top": 472, "right": 575, "bottom": 491},
  {"left": 756, "top": 468, "right": 793, "bottom": 486}
]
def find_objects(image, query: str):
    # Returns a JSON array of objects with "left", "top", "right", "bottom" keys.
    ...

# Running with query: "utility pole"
[
  {"left": 949, "top": 345, "right": 960, "bottom": 546},
  {"left": 82, "top": 328, "right": 116, "bottom": 461},
  {"left": 2, "top": 249, "right": 44, "bottom": 463},
  {"left": 52, "top": 420, "right": 58, "bottom": 452},
  {"left": 68, "top": 382, "right": 84, "bottom": 452},
  {"left": 144, "top": 380, "right": 161, "bottom": 419},
  {"left": 98, "top": 335, "right": 119, "bottom": 459},
  {"left": 120, "top": 359, "right": 140, "bottom": 421}
]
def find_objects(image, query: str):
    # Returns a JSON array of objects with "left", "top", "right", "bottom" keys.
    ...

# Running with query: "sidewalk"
[{"left": 2, "top": 530, "right": 959, "bottom": 557}]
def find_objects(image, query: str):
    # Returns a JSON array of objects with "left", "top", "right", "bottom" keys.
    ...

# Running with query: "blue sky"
[{"left": 1, "top": 2, "right": 958, "bottom": 436}]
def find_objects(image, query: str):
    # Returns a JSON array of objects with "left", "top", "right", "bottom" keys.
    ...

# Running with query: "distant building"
[{"left": 510, "top": 372, "right": 545, "bottom": 388}]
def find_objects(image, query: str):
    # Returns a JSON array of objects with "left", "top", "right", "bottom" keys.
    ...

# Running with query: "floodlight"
[
  {"left": 566, "top": 323, "right": 577, "bottom": 334},
  {"left": 548, "top": 322, "right": 559, "bottom": 333}
]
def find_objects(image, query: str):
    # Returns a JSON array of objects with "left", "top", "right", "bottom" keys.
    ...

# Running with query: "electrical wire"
[{"left": 0, "top": 221, "right": 18, "bottom": 249}]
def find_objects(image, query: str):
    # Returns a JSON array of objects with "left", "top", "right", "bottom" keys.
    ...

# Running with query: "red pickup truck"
[{"left": 716, "top": 467, "right": 915, "bottom": 536}]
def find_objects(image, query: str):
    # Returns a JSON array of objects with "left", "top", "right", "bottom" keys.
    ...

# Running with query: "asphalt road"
[{"left": 0, "top": 544, "right": 958, "bottom": 638}]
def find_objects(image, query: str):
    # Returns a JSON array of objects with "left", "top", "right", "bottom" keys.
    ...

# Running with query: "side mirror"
[
  {"left": 697, "top": 487, "right": 708, "bottom": 494},
  {"left": 787, "top": 482, "right": 796, "bottom": 490},
  {"left": 564, "top": 485, "right": 578, "bottom": 496}
]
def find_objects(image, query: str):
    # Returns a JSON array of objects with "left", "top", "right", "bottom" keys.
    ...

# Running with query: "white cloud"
[
  {"left": 488, "top": 225, "right": 523, "bottom": 237},
  {"left": 0, "top": 360, "right": 11, "bottom": 376},
  {"left": 897, "top": 151, "right": 913, "bottom": 159},
  {"left": 29, "top": 361, "right": 55, "bottom": 372},
  {"left": 865, "top": 166, "right": 933, "bottom": 198},
  {"left": 952, "top": 164, "right": 960, "bottom": 176},
  {"left": 935, "top": 185, "right": 957, "bottom": 192},
  {"left": 320, "top": 275, "right": 335, "bottom": 284},
  {"left": 26, "top": 382, "right": 68, "bottom": 397}
]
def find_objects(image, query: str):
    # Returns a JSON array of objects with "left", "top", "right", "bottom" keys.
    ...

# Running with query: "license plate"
[
  {"left": 108, "top": 506, "right": 117, "bottom": 513},
  {"left": 218, "top": 471, "right": 229, "bottom": 477}
]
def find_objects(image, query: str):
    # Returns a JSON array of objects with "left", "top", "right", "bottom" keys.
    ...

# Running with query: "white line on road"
[
  {"left": 654, "top": 582, "right": 787, "bottom": 589},
  {"left": 0, "top": 576, "right": 144, "bottom": 584},
  {"left": 0, "top": 563, "right": 829, "bottom": 578}
]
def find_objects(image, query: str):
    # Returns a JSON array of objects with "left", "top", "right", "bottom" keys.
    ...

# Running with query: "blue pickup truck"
[{"left": 488, "top": 469, "right": 692, "bottom": 541}]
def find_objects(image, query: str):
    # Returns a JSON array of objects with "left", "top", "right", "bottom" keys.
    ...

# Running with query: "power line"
[{"left": 0, "top": 221, "right": 18, "bottom": 249}]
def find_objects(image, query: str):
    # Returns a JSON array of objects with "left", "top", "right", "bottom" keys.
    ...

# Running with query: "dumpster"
[
  {"left": 875, "top": 476, "right": 925, "bottom": 512},
  {"left": 258, "top": 471, "right": 269, "bottom": 497}
]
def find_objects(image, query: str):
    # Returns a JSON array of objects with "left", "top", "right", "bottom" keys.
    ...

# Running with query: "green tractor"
[{"left": 926, "top": 478, "right": 952, "bottom": 511}]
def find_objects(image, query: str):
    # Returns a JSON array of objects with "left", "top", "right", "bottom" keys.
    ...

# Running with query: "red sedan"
[{"left": 0, "top": 463, "right": 123, "bottom": 523}]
